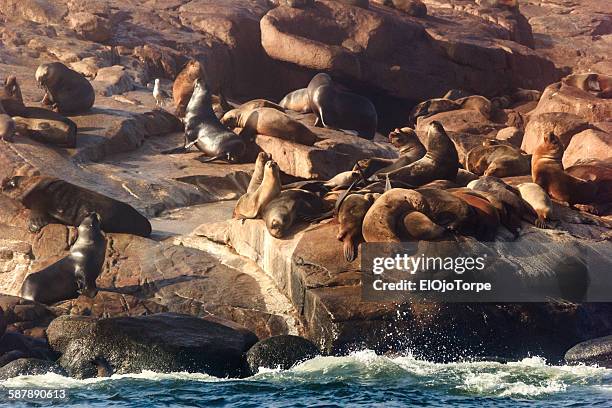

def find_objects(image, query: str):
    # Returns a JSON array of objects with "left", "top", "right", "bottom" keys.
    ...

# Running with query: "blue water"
[{"left": 1, "top": 351, "right": 610, "bottom": 407}]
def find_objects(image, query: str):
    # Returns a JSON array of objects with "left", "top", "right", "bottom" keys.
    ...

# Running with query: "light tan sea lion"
[
  {"left": 247, "top": 152, "right": 272, "bottom": 193},
  {"left": 262, "top": 189, "right": 330, "bottom": 238},
  {"left": 12, "top": 116, "right": 76, "bottom": 148},
  {"left": 279, "top": 88, "right": 311, "bottom": 113},
  {"left": 517, "top": 182, "right": 553, "bottom": 228},
  {"left": 234, "top": 160, "right": 281, "bottom": 219},
  {"left": 238, "top": 99, "right": 285, "bottom": 112},
  {"left": 222, "top": 107, "right": 317, "bottom": 146},
  {"left": 465, "top": 142, "right": 531, "bottom": 177},
  {"left": 563, "top": 73, "right": 612, "bottom": 99}
]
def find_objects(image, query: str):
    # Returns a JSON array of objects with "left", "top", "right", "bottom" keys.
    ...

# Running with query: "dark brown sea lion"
[
  {"left": 409, "top": 98, "right": 459, "bottom": 125},
  {"left": 356, "top": 127, "right": 426, "bottom": 178},
  {"left": 221, "top": 107, "right": 317, "bottom": 146},
  {"left": 465, "top": 141, "right": 531, "bottom": 177},
  {"left": 416, "top": 188, "right": 474, "bottom": 233},
  {"left": 174, "top": 79, "right": 246, "bottom": 162},
  {"left": 279, "top": 88, "right": 311, "bottom": 113},
  {"left": 451, "top": 189, "right": 500, "bottom": 240},
  {"left": 0, "top": 76, "right": 25, "bottom": 116},
  {"left": 234, "top": 160, "right": 281, "bottom": 219},
  {"left": 35, "top": 62, "right": 95, "bottom": 115},
  {"left": 379, "top": 121, "right": 459, "bottom": 186},
  {"left": 336, "top": 193, "right": 376, "bottom": 261},
  {"left": 0, "top": 176, "right": 152, "bottom": 237},
  {"left": 20, "top": 213, "right": 106, "bottom": 305},
  {"left": 262, "top": 189, "right": 330, "bottom": 238},
  {"left": 307, "top": 73, "right": 377, "bottom": 140}
]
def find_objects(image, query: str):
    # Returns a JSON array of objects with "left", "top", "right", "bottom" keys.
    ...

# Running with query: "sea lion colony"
[{"left": 0, "top": 59, "right": 610, "bottom": 303}]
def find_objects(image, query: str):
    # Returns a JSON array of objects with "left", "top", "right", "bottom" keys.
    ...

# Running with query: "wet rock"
[
  {"left": 0, "top": 332, "right": 56, "bottom": 361},
  {"left": 246, "top": 335, "right": 320, "bottom": 373},
  {"left": 565, "top": 335, "right": 612, "bottom": 368},
  {"left": 47, "top": 313, "right": 257, "bottom": 379},
  {"left": 522, "top": 112, "right": 591, "bottom": 154},
  {"left": 0, "top": 358, "right": 66, "bottom": 380},
  {"left": 92, "top": 65, "right": 134, "bottom": 96}
]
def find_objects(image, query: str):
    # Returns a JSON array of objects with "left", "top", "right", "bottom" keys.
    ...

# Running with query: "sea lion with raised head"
[
  {"left": 0, "top": 75, "right": 25, "bottom": 116},
  {"left": 35, "top": 62, "right": 95, "bottom": 115},
  {"left": 307, "top": 73, "right": 377, "bottom": 139},
  {"left": 379, "top": 121, "right": 459, "bottom": 186},
  {"left": 336, "top": 192, "right": 376, "bottom": 261},
  {"left": 517, "top": 182, "right": 553, "bottom": 228},
  {"left": 175, "top": 79, "right": 246, "bottom": 162},
  {"left": 247, "top": 151, "right": 272, "bottom": 193},
  {"left": 0, "top": 176, "right": 152, "bottom": 237},
  {"left": 234, "top": 160, "right": 281, "bottom": 219},
  {"left": 465, "top": 141, "right": 531, "bottom": 177},
  {"left": 173, "top": 60, "right": 205, "bottom": 118},
  {"left": 279, "top": 88, "right": 311, "bottom": 113},
  {"left": 262, "top": 189, "right": 330, "bottom": 238},
  {"left": 20, "top": 213, "right": 106, "bottom": 305},
  {"left": 222, "top": 107, "right": 317, "bottom": 146}
]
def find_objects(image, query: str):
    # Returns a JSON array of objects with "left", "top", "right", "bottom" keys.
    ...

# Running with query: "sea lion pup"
[
  {"left": 415, "top": 188, "right": 474, "bottom": 233},
  {"left": 356, "top": 127, "right": 426, "bottom": 178},
  {"left": 307, "top": 73, "right": 378, "bottom": 140},
  {"left": 467, "top": 176, "right": 537, "bottom": 234},
  {"left": 449, "top": 188, "right": 500, "bottom": 240},
  {"left": 408, "top": 98, "right": 459, "bottom": 125},
  {"left": 35, "top": 62, "right": 95, "bottom": 115},
  {"left": 20, "top": 213, "right": 106, "bottom": 305},
  {"left": 324, "top": 170, "right": 362, "bottom": 190},
  {"left": 563, "top": 73, "right": 612, "bottom": 98},
  {"left": 465, "top": 141, "right": 531, "bottom": 178},
  {"left": 1, "top": 177, "right": 152, "bottom": 237},
  {"left": 336, "top": 193, "right": 376, "bottom": 261},
  {"left": 262, "top": 189, "right": 330, "bottom": 238},
  {"left": 361, "top": 188, "right": 445, "bottom": 242},
  {"left": 221, "top": 107, "right": 317, "bottom": 146},
  {"left": 378, "top": 121, "right": 459, "bottom": 186},
  {"left": 531, "top": 132, "right": 598, "bottom": 206},
  {"left": 247, "top": 152, "right": 272, "bottom": 193},
  {"left": 238, "top": 99, "right": 285, "bottom": 112},
  {"left": 517, "top": 183, "right": 553, "bottom": 228},
  {"left": 279, "top": 88, "right": 311, "bottom": 113},
  {"left": 176, "top": 79, "right": 246, "bottom": 162},
  {"left": 234, "top": 160, "right": 281, "bottom": 219}
]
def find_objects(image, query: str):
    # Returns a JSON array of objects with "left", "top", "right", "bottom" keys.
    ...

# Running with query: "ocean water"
[{"left": 1, "top": 351, "right": 610, "bottom": 407}]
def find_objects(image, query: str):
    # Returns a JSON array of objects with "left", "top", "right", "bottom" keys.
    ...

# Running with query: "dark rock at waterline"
[
  {"left": 565, "top": 335, "right": 612, "bottom": 368},
  {"left": 0, "top": 358, "right": 66, "bottom": 380},
  {"left": 47, "top": 313, "right": 258, "bottom": 379},
  {"left": 0, "top": 332, "right": 58, "bottom": 362},
  {"left": 0, "top": 306, "right": 5, "bottom": 337},
  {"left": 246, "top": 335, "right": 320, "bottom": 373},
  {"left": 0, "top": 350, "right": 26, "bottom": 368}
]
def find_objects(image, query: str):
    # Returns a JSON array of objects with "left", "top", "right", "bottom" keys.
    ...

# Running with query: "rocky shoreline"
[{"left": 1, "top": 0, "right": 611, "bottom": 379}]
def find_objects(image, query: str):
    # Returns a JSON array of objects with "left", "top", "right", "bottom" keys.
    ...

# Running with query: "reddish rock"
[
  {"left": 67, "top": 12, "right": 112, "bottom": 43},
  {"left": 563, "top": 129, "right": 612, "bottom": 168},
  {"left": 522, "top": 112, "right": 591, "bottom": 154},
  {"left": 496, "top": 126, "right": 523, "bottom": 147}
]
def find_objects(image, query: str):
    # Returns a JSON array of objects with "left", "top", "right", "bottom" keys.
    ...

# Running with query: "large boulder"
[
  {"left": 0, "top": 358, "right": 66, "bottom": 380},
  {"left": 0, "top": 295, "right": 57, "bottom": 336},
  {"left": 92, "top": 65, "right": 135, "bottom": 96},
  {"left": 246, "top": 335, "right": 320, "bottom": 373},
  {"left": 565, "top": 335, "right": 612, "bottom": 368},
  {"left": 522, "top": 112, "right": 591, "bottom": 154},
  {"left": 67, "top": 12, "right": 112, "bottom": 43},
  {"left": 563, "top": 128, "right": 612, "bottom": 168},
  {"left": 47, "top": 313, "right": 258, "bottom": 379}
]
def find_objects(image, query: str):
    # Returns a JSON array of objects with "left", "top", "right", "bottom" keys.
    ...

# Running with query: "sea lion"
[
  {"left": 279, "top": 88, "right": 311, "bottom": 113},
  {"left": 421, "top": 179, "right": 458, "bottom": 190},
  {"left": 247, "top": 152, "right": 272, "bottom": 193},
  {"left": 416, "top": 188, "right": 474, "bottom": 233},
  {"left": 35, "top": 62, "right": 95, "bottom": 115},
  {"left": 362, "top": 188, "right": 444, "bottom": 242},
  {"left": 455, "top": 169, "right": 479, "bottom": 186},
  {"left": 531, "top": 132, "right": 598, "bottom": 206},
  {"left": 562, "top": 73, "right": 611, "bottom": 98},
  {"left": 20, "top": 213, "right": 106, "bottom": 305},
  {"left": 12, "top": 116, "right": 76, "bottom": 148},
  {"left": 179, "top": 79, "right": 246, "bottom": 162},
  {"left": 0, "top": 75, "right": 26, "bottom": 116},
  {"left": 356, "top": 127, "right": 426, "bottom": 178},
  {"left": 336, "top": 193, "right": 376, "bottom": 261},
  {"left": 409, "top": 98, "right": 459, "bottom": 125},
  {"left": 517, "top": 183, "right": 553, "bottom": 228},
  {"left": 307, "top": 73, "right": 377, "bottom": 140},
  {"left": 455, "top": 95, "right": 493, "bottom": 119},
  {"left": 1, "top": 176, "right": 152, "bottom": 237},
  {"left": 221, "top": 107, "right": 317, "bottom": 146},
  {"left": 238, "top": 99, "right": 285, "bottom": 112},
  {"left": 379, "top": 121, "right": 459, "bottom": 186},
  {"left": 465, "top": 141, "right": 531, "bottom": 177},
  {"left": 0, "top": 103, "right": 15, "bottom": 142},
  {"left": 377, "top": 0, "right": 427, "bottom": 17},
  {"left": 450, "top": 188, "right": 500, "bottom": 240},
  {"left": 234, "top": 160, "right": 281, "bottom": 219},
  {"left": 173, "top": 60, "right": 205, "bottom": 118},
  {"left": 262, "top": 189, "right": 330, "bottom": 238},
  {"left": 566, "top": 160, "right": 612, "bottom": 182},
  {"left": 325, "top": 170, "right": 362, "bottom": 190}
]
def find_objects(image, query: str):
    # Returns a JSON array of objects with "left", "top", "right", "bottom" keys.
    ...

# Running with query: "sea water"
[{"left": 1, "top": 350, "right": 610, "bottom": 407}]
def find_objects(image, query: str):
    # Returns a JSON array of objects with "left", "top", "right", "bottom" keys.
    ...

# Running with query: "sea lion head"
[
  {"left": 266, "top": 210, "right": 292, "bottom": 239},
  {"left": 183, "top": 59, "right": 205, "bottom": 80},
  {"left": 220, "top": 108, "right": 240, "bottom": 128},
  {"left": 264, "top": 159, "right": 280, "bottom": 178},
  {"left": 35, "top": 64, "right": 51, "bottom": 87},
  {"left": 389, "top": 127, "right": 419, "bottom": 149},
  {"left": 75, "top": 213, "right": 103, "bottom": 298},
  {"left": 538, "top": 132, "right": 564, "bottom": 160},
  {"left": 222, "top": 138, "right": 246, "bottom": 164}
]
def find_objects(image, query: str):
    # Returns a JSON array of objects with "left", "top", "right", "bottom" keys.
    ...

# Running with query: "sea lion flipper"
[
  {"left": 28, "top": 207, "right": 54, "bottom": 233},
  {"left": 344, "top": 240, "right": 357, "bottom": 262},
  {"left": 161, "top": 146, "right": 187, "bottom": 154},
  {"left": 198, "top": 154, "right": 225, "bottom": 163}
]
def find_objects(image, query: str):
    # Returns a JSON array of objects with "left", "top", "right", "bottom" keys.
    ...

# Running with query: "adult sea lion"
[
  {"left": 0, "top": 76, "right": 25, "bottom": 116},
  {"left": 20, "top": 213, "right": 106, "bottom": 305},
  {"left": 1, "top": 176, "right": 152, "bottom": 237},
  {"left": 247, "top": 152, "right": 272, "bottom": 193},
  {"left": 409, "top": 98, "right": 459, "bottom": 125},
  {"left": 336, "top": 193, "right": 376, "bottom": 261},
  {"left": 279, "top": 88, "right": 311, "bottom": 113},
  {"left": 517, "top": 183, "right": 553, "bottom": 228},
  {"left": 234, "top": 160, "right": 281, "bottom": 219},
  {"left": 325, "top": 170, "right": 362, "bottom": 190},
  {"left": 563, "top": 73, "right": 611, "bottom": 98},
  {"left": 12, "top": 116, "right": 76, "bottom": 148},
  {"left": 465, "top": 141, "right": 531, "bottom": 177},
  {"left": 179, "top": 79, "right": 246, "bottom": 162},
  {"left": 0, "top": 103, "right": 15, "bottom": 142},
  {"left": 416, "top": 188, "right": 474, "bottom": 233},
  {"left": 379, "top": 121, "right": 459, "bottom": 186},
  {"left": 450, "top": 188, "right": 500, "bottom": 240},
  {"left": 173, "top": 60, "right": 205, "bottom": 118},
  {"left": 262, "top": 189, "right": 330, "bottom": 238},
  {"left": 238, "top": 99, "right": 285, "bottom": 112},
  {"left": 35, "top": 62, "right": 95, "bottom": 115},
  {"left": 307, "top": 73, "right": 377, "bottom": 140},
  {"left": 221, "top": 107, "right": 317, "bottom": 146}
]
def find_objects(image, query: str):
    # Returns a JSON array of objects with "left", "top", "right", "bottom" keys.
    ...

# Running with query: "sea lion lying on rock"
[
  {"left": 377, "top": 121, "right": 459, "bottom": 186},
  {"left": 562, "top": 73, "right": 611, "bottom": 99},
  {"left": 262, "top": 189, "right": 330, "bottom": 238},
  {"left": 465, "top": 140, "right": 531, "bottom": 177},
  {"left": 221, "top": 107, "right": 317, "bottom": 146},
  {"left": 36, "top": 62, "right": 95, "bottom": 115},
  {"left": 336, "top": 192, "right": 376, "bottom": 261},
  {"left": 450, "top": 188, "right": 501, "bottom": 241},
  {"left": 13, "top": 116, "right": 77, "bottom": 148},
  {"left": 517, "top": 182, "right": 553, "bottom": 228},
  {"left": 409, "top": 98, "right": 459, "bottom": 125},
  {"left": 416, "top": 188, "right": 474, "bottom": 233},
  {"left": 234, "top": 159, "right": 281, "bottom": 219},
  {"left": 237, "top": 99, "right": 284, "bottom": 112},
  {"left": 279, "top": 88, "right": 311, "bottom": 113},
  {"left": 307, "top": 73, "right": 377, "bottom": 140},
  {"left": 376, "top": 0, "right": 427, "bottom": 16},
  {"left": 20, "top": 213, "right": 106, "bottom": 305}
]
